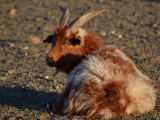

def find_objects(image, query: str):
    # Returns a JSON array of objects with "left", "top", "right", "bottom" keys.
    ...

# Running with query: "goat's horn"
[
  {"left": 59, "top": 6, "right": 70, "bottom": 28},
  {"left": 69, "top": 9, "right": 105, "bottom": 33}
]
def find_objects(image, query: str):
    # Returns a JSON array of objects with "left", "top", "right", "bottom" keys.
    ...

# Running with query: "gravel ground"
[{"left": 0, "top": 0, "right": 160, "bottom": 119}]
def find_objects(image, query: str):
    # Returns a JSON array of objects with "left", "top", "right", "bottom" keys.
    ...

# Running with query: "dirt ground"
[{"left": 0, "top": 0, "right": 160, "bottom": 119}]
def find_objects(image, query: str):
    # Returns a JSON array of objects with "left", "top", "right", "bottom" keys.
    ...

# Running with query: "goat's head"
[{"left": 42, "top": 6, "right": 105, "bottom": 73}]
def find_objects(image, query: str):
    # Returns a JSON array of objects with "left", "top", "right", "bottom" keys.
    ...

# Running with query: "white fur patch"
[
  {"left": 99, "top": 109, "right": 112, "bottom": 119},
  {"left": 114, "top": 49, "right": 131, "bottom": 62},
  {"left": 125, "top": 74, "right": 157, "bottom": 114},
  {"left": 77, "top": 28, "right": 87, "bottom": 37},
  {"left": 76, "top": 28, "right": 87, "bottom": 46}
]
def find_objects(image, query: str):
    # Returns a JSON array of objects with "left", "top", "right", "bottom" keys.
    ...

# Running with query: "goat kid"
[{"left": 41, "top": 6, "right": 159, "bottom": 119}]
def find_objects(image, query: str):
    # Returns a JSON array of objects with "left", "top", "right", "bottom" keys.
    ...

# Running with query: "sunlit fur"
[{"left": 44, "top": 26, "right": 158, "bottom": 119}]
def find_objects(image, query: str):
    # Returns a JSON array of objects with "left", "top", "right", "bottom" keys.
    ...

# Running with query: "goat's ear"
[
  {"left": 68, "top": 35, "right": 83, "bottom": 46},
  {"left": 41, "top": 35, "right": 53, "bottom": 43}
]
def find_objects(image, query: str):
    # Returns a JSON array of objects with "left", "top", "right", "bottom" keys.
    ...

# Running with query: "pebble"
[
  {"left": 153, "top": 23, "right": 159, "bottom": 28},
  {"left": 140, "top": 39, "right": 147, "bottom": 43},
  {"left": 0, "top": 77, "right": 7, "bottom": 81},
  {"left": 118, "top": 34, "right": 123, "bottom": 38},
  {"left": 149, "top": 57, "right": 159, "bottom": 61},
  {"left": 55, "top": 85, "right": 61, "bottom": 93},
  {"left": 99, "top": 31, "right": 106, "bottom": 36},
  {"left": 5, "top": 73, "right": 9, "bottom": 76},
  {"left": 27, "top": 35, "right": 41, "bottom": 44},
  {"left": 44, "top": 75, "right": 49, "bottom": 79},
  {"left": 25, "top": 53, "right": 28, "bottom": 56},
  {"left": 8, "top": 43, "right": 14, "bottom": 47},
  {"left": 8, "top": 69, "right": 16, "bottom": 74},
  {"left": 22, "top": 46, "right": 29, "bottom": 50},
  {"left": 55, "top": 85, "right": 59, "bottom": 91},
  {"left": 35, "top": 18, "right": 42, "bottom": 21},
  {"left": 9, "top": 8, "right": 16, "bottom": 15},
  {"left": 110, "top": 31, "right": 115, "bottom": 34}
]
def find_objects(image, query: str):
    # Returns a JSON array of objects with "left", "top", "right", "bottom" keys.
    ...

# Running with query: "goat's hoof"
[{"left": 47, "top": 102, "right": 56, "bottom": 110}]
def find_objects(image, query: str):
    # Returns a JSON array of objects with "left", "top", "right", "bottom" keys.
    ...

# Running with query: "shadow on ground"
[{"left": 0, "top": 86, "right": 59, "bottom": 111}]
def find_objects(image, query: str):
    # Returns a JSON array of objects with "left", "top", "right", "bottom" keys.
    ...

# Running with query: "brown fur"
[
  {"left": 62, "top": 79, "right": 132, "bottom": 119},
  {"left": 82, "top": 80, "right": 131, "bottom": 118},
  {"left": 92, "top": 47, "right": 137, "bottom": 76}
]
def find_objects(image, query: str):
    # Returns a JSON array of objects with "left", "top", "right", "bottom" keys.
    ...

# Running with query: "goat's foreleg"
[{"left": 47, "top": 82, "right": 72, "bottom": 113}]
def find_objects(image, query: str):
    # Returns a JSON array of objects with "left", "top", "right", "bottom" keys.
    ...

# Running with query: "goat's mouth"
[
  {"left": 47, "top": 62, "right": 60, "bottom": 68},
  {"left": 47, "top": 62, "right": 56, "bottom": 67},
  {"left": 46, "top": 58, "right": 56, "bottom": 67}
]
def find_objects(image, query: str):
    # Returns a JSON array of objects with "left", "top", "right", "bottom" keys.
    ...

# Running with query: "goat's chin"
[{"left": 46, "top": 62, "right": 56, "bottom": 67}]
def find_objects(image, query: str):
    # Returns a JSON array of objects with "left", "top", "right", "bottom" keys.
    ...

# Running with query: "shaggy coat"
[{"left": 43, "top": 26, "right": 158, "bottom": 119}]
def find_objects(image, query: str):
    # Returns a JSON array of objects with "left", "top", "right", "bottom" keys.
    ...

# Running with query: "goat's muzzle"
[{"left": 46, "top": 56, "right": 56, "bottom": 67}]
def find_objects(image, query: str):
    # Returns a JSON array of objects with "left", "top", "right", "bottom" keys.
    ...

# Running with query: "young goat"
[{"left": 42, "top": 6, "right": 159, "bottom": 119}]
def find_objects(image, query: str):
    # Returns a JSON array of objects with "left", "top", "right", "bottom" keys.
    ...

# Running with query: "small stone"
[
  {"left": 99, "top": 31, "right": 106, "bottom": 36},
  {"left": 55, "top": 85, "right": 59, "bottom": 91},
  {"left": 49, "top": 88, "right": 54, "bottom": 92},
  {"left": 140, "top": 39, "right": 147, "bottom": 43},
  {"left": 44, "top": 75, "right": 49, "bottom": 79},
  {"left": 55, "top": 85, "right": 61, "bottom": 93},
  {"left": 0, "top": 77, "right": 7, "bottom": 81},
  {"left": 27, "top": 35, "right": 41, "bottom": 44},
  {"left": 149, "top": 57, "right": 159, "bottom": 61},
  {"left": 34, "top": 18, "right": 42, "bottom": 21},
  {"left": 9, "top": 8, "right": 16, "bottom": 15},
  {"left": 110, "top": 31, "right": 115, "bottom": 34},
  {"left": 22, "top": 46, "right": 29, "bottom": 50},
  {"left": 118, "top": 34, "right": 123, "bottom": 38},
  {"left": 5, "top": 73, "right": 9, "bottom": 76},
  {"left": 8, "top": 117, "right": 16, "bottom": 120},
  {"left": 8, "top": 69, "right": 16, "bottom": 74},
  {"left": 25, "top": 53, "right": 28, "bottom": 56},
  {"left": 8, "top": 43, "right": 14, "bottom": 47},
  {"left": 153, "top": 23, "right": 159, "bottom": 28}
]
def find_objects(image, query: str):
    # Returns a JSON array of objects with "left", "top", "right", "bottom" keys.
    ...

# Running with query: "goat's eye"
[{"left": 67, "top": 43, "right": 72, "bottom": 46}]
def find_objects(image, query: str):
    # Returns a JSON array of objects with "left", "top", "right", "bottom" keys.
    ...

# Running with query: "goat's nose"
[
  {"left": 46, "top": 56, "right": 55, "bottom": 66},
  {"left": 46, "top": 56, "right": 53, "bottom": 62}
]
